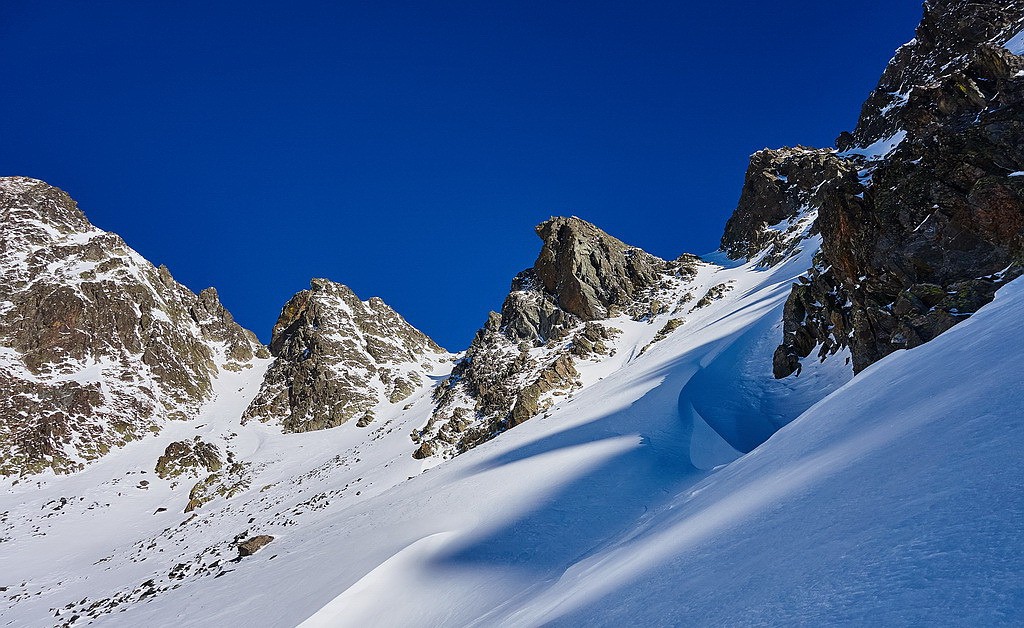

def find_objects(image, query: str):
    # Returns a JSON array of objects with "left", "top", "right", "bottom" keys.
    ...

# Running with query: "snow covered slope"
[
  {"left": 309, "top": 276, "right": 1021, "bottom": 626},
  {"left": 5, "top": 195, "right": 1020, "bottom": 625},
  {"left": 0, "top": 234, "right": 860, "bottom": 627},
  {"left": 533, "top": 276, "right": 1024, "bottom": 627},
  {"left": 3, "top": 2, "right": 1023, "bottom": 625},
  {"left": 50, "top": 255, "right": 1019, "bottom": 628}
]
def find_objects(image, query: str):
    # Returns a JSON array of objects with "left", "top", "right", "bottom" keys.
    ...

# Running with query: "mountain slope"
[
  {"left": 2, "top": 2, "right": 1023, "bottom": 626},
  {"left": 534, "top": 275, "right": 1024, "bottom": 627},
  {"left": 0, "top": 177, "right": 267, "bottom": 476},
  {"left": 1, "top": 234, "right": 847, "bottom": 627},
  {"left": 242, "top": 278, "right": 448, "bottom": 432},
  {"left": 761, "top": 0, "right": 1024, "bottom": 376},
  {"left": 66, "top": 251, "right": 1022, "bottom": 628}
]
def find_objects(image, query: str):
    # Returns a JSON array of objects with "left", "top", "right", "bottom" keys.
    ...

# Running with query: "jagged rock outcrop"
[
  {"left": 531, "top": 216, "right": 667, "bottom": 321},
  {"left": 0, "top": 177, "right": 267, "bottom": 476},
  {"left": 721, "top": 147, "right": 860, "bottom": 265},
  {"left": 414, "top": 217, "right": 700, "bottom": 460},
  {"left": 237, "top": 535, "right": 275, "bottom": 557},
  {"left": 242, "top": 278, "right": 447, "bottom": 432},
  {"left": 154, "top": 438, "right": 223, "bottom": 480},
  {"left": 722, "top": 2, "right": 1024, "bottom": 377},
  {"left": 846, "top": 0, "right": 1024, "bottom": 149}
]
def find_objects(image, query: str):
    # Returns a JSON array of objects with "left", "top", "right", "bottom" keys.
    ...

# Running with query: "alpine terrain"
[{"left": 2, "top": 1, "right": 1023, "bottom": 626}]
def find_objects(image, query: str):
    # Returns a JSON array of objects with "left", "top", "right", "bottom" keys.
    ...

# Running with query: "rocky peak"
[
  {"left": 532, "top": 216, "right": 666, "bottom": 321},
  {"left": 498, "top": 216, "right": 667, "bottom": 345},
  {"left": 763, "top": 2, "right": 1024, "bottom": 378},
  {"left": 242, "top": 278, "right": 447, "bottom": 433},
  {"left": 0, "top": 177, "right": 267, "bottom": 476},
  {"left": 192, "top": 287, "right": 269, "bottom": 363},
  {"left": 413, "top": 217, "right": 697, "bottom": 461},
  {"left": 720, "top": 147, "right": 860, "bottom": 264},
  {"left": 847, "top": 0, "right": 1024, "bottom": 148}
]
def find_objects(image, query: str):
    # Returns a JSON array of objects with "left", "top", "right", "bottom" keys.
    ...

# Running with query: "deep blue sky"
[{"left": 1, "top": 1, "right": 922, "bottom": 349}]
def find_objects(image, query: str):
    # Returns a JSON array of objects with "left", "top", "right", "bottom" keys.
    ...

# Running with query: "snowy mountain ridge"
[
  {"left": 0, "top": 177, "right": 267, "bottom": 477},
  {"left": 2, "top": 1, "right": 1023, "bottom": 626}
]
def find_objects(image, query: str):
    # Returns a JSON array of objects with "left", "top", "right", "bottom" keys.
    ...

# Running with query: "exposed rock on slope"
[
  {"left": 0, "top": 177, "right": 267, "bottom": 476},
  {"left": 237, "top": 535, "right": 274, "bottom": 557},
  {"left": 531, "top": 216, "right": 666, "bottom": 322},
  {"left": 154, "top": 438, "right": 223, "bottom": 480},
  {"left": 414, "top": 216, "right": 702, "bottom": 459},
  {"left": 242, "top": 278, "right": 447, "bottom": 432},
  {"left": 847, "top": 0, "right": 1024, "bottom": 149},
  {"left": 723, "top": 1, "right": 1024, "bottom": 377},
  {"left": 721, "top": 147, "right": 859, "bottom": 266}
]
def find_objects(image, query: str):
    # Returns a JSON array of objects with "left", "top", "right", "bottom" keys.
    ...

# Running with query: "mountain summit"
[
  {"left": 242, "top": 278, "right": 448, "bottom": 432},
  {"left": 0, "top": 177, "right": 266, "bottom": 475},
  {"left": 415, "top": 216, "right": 711, "bottom": 459}
]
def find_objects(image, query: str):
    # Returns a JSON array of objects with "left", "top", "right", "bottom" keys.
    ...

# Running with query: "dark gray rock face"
[
  {"left": 848, "top": 0, "right": 1024, "bottom": 149},
  {"left": 721, "top": 147, "right": 860, "bottom": 265},
  {"left": 0, "top": 177, "right": 267, "bottom": 476},
  {"left": 242, "top": 279, "right": 446, "bottom": 432},
  {"left": 531, "top": 217, "right": 666, "bottom": 322},
  {"left": 414, "top": 216, "right": 694, "bottom": 460},
  {"left": 757, "top": 1, "right": 1024, "bottom": 377}
]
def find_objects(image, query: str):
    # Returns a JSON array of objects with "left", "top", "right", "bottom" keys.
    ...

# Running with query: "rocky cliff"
[
  {"left": 242, "top": 278, "right": 448, "bottom": 432},
  {"left": 723, "top": 0, "right": 1024, "bottom": 377},
  {"left": 414, "top": 216, "right": 703, "bottom": 459},
  {"left": 0, "top": 177, "right": 267, "bottom": 475}
]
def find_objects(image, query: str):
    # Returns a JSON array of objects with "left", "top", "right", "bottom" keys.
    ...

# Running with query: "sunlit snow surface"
[
  {"left": 3, "top": 248, "right": 1023, "bottom": 626},
  {"left": 837, "top": 129, "right": 908, "bottom": 160}
]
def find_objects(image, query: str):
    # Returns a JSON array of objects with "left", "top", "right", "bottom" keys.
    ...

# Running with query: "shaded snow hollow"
[{"left": 1004, "top": 28, "right": 1024, "bottom": 55}]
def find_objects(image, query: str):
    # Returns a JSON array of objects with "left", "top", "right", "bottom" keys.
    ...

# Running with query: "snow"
[
  {"left": 1, "top": 230, "right": 1021, "bottom": 625},
  {"left": 1009, "top": 171, "right": 1024, "bottom": 177},
  {"left": 306, "top": 275, "right": 1023, "bottom": 627},
  {"left": 1004, "top": 28, "right": 1024, "bottom": 56},
  {"left": 878, "top": 90, "right": 910, "bottom": 116},
  {"left": 838, "top": 130, "right": 908, "bottom": 160}
]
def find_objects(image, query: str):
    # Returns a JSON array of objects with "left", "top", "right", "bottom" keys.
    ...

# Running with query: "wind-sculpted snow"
[
  {"left": 529, "top": 276, "right": 1024, "bottom": 627},
  {"left": 64, "top": 251, "right": 1014, "bottom": 628},
  {"left": 1, "top": 191, "right": 1020, "bottom": 626},
  {"left": 0, "top": 233, "right": 860, "bottom": 627}
]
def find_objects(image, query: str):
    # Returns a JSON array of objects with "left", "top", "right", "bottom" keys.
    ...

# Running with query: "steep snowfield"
[
  {"left": 535, "top": 276, "right": 1024, "bottom": 626},
  {"left": 4, "top": 243, "right": 1021, "bottom": 626},
  {"left": 0, "top": 241, "right": 846, "bottom": 627}
]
